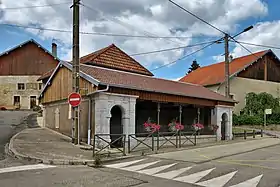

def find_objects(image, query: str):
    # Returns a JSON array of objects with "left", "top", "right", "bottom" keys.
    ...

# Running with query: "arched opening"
[
  {"left": 221, "top": 113, "right": 228, "bottom": 140},
  {"left": 110, "top": 105, "right": 123, "bottom": 148}
]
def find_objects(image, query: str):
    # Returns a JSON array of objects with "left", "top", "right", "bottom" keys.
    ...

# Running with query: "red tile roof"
[
  {"left": 80, "top": 44, "right": 153, "bottom": 76},
  {"left": 179, "top": 50, "right": 269, "bottom": 86},
  {"left": 80, "top": 64, "right": 235, "bottom": 103}
]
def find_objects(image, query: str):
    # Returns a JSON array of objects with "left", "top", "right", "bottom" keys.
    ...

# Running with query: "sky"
[{"left": 0, "top": 0, "right": 279, "bottom": 80}]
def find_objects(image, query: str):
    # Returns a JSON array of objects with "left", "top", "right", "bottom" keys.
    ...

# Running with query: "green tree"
[
  {"left": 243, "top": 92, "right": 280, "bottom": 115},
  {"left": 187, "top": 60, "right": 200, "bottom": 74}
]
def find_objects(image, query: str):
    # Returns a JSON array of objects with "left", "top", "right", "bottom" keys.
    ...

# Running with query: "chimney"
[{"left": 52, "top": 42, "right": 57, "bottom": 58}]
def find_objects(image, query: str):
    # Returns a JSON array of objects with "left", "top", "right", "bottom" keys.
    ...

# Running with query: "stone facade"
[
  {"left": 93, "top": 92, "right": 138, "bottom": 143},
  {"left": 207, "top": 77, "right": 280, "bottom": 114},
  {"left": 211, "top": 105, "right": 233, "bottom": 141},
  {"left": 0, "top": 76, "right": 43, "bottom": 109}
]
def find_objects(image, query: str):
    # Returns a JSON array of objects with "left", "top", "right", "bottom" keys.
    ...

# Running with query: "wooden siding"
[
  {"left": 0, "top": 42, "right": 58, "bottom": 75},
  {"left": 41, "top": 67, "right": 96, "bottom": 103},
  {"left": 238, "top": 53, "right": 280, "bottom": 83},
  {"left": 109, "top": 87, "right": 234, "bottom": 107}
]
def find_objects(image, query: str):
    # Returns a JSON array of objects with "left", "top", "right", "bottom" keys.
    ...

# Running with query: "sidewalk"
[
  {"left": 9, "top": 128, "right": 95, "bottom": 165},
  {"left": 151, "top": 137, "right": 280, "bottom": 163}
]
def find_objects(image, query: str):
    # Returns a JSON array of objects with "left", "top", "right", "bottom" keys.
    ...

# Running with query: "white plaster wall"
[
  {"left": 93, "top": 92, "right": 138, "bottom": 143},
  {"left": 208, "top": 77, "right": 280, "bottom": 114}
]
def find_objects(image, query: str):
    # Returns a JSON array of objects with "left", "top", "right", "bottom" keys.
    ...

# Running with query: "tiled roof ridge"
[{"left": 81, "top": 63, "right": 202, "bottom": 87}]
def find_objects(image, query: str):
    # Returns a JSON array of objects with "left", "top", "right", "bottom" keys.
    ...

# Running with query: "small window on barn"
[
  {"left": 17, "top": 83, "right": 25, "bottom": 90},
  {"left": 38, "top": 83, "right": 43, "bottom": 90}
]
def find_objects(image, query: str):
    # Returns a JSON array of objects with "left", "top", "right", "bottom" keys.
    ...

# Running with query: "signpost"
[
  {"left": 68, "top": 92, "right": 81, "bottom": 144},
  {"left": 264, "top": 109, "right": 272, "bottom": 127}
]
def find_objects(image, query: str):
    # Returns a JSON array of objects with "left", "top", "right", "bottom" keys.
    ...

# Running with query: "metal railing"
[
  {"left": 179, "top": 131, "right": 197, "bottom": 147},
  {"left": 128, "top": 133, "right": 155, "bottom": 153},
  {"left": 93, "top": 134, "right": 126, "bottom": 157},
  {"left": 156, "top": 131, "right": 179, "bottom": 150},
  {"left": 233, "top": 129, "right": 263, "bottom": 140}
]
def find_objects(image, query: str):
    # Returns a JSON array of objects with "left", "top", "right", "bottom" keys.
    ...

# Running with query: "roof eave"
[
  {"left": 38, "top": 61, "right": 100, "bottom": 99},
  {"left": 99, "top": 83, "right": 235, "bottom": 104}
]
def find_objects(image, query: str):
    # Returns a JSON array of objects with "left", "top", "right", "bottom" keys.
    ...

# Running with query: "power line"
[
  {"left": 130, "top": 40, "right": 218, "bottom": 56},
  {"left": 0, "top": 2, "right": 71, "bottom": 10},
  {"left": 229, "top": 36, "right": 262, "bottom": 60},
  {"left": 81, "top": 3, "right": 186, "bottom": 46},
  {"left": 232, "top": 40, "right": 280, "bottom": 50},
  {"left": 0, "top": 23, "right": 213, "bottom": 39},
  {"left": 150, "top": 40, "right": 220, "bottom": 71},
  {"left": 169, "top": 0, "right": 226, "bottom": 35}
]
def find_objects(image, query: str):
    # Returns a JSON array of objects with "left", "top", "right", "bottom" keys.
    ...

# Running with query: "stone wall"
[
  {"left": 43, "top": 99, "right": 91, "bottom": 141},
  {"left": 0, "top": 76, "right": 42, "bottom": 109},
  {"left": 94, "top": 92, "right": 138, "bottom": 142},
  {"left": 211, "top": 105, "right": 233, "bottom": 140}
]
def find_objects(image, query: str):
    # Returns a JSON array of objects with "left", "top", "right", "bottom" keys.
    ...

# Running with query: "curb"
[
  {"left": 8, "top": 129, "right": 134, "bottom": 166},
  {"left": 8, "top": 129, "right": 96, "bottom": 166}
]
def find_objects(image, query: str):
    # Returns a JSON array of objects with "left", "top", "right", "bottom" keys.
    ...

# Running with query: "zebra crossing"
[{"left": 105, "top": 159, "right": 263, "bottom": 187}]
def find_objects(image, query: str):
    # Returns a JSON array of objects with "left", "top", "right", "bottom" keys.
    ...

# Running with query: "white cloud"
[
  {"left": 0, "top": 0, "right": 270, "bottom": 70},
  {"left": 230, "top": 20, "right": 280, "bottom": 58}
]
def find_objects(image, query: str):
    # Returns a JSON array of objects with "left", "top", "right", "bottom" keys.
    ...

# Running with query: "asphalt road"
[
  {"left": 1, "top": 111, "right": 280, "bottom": 186},
  {"left": 0, "top": 111, "right": 34, "bottom": 167}
]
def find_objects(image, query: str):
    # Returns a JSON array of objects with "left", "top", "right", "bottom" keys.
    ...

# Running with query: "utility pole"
[
  {"left": 71, "top": 0, "right": 80, "bottom": 144},
  {"left": 224, "top": 33, "right": 230, "bottom": 98}
]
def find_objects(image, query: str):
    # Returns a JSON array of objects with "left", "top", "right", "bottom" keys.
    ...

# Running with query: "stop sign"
[{"left": 68, "top": 92, "right": 81, "bottom": 107}]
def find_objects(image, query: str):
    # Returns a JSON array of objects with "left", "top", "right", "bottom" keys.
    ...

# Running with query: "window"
[
  {"left": 17, "top": 83, "right": 25, "bottom": 90},
  {"left": 13, "top": 96, "right": 20, "bottom": 106},
  {"left": 229, "top": 94, "right": 234, "bottom": 99},
  {"left": 38, "top": 83, "right": 43, "bottom": 90}
]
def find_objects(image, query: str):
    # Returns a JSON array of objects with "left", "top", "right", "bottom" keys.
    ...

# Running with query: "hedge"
[{"left": 233, "top": 113, "right": 280, "bottom": 125}]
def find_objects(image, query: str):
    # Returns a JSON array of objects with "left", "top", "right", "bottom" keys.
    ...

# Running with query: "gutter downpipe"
[{"left": 87, "top": 85, "right": 109, "bottom": 145}]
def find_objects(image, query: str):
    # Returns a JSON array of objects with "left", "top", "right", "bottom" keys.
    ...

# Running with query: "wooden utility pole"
[
  {"left": 224, "top": 34, "right": 230, "bottom": 98},
  {"left": 71, "top": 0, "right": 80, "bottom": 144}
]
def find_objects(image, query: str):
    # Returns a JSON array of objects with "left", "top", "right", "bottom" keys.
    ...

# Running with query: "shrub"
[{"left": 234, "top": 114, "right": 263, "bottom": 125}]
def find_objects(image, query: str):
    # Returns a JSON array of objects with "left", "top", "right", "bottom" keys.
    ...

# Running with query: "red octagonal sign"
[{"left": 68, "top": 92, "right": 81, "bottom": 107}]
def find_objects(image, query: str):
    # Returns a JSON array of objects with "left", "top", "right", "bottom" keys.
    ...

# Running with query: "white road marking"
[
  {"left": 105, "top": 159, "right": 145, "bottom": 169},
  {"left": 121, "top": 161, "right": 160, "bottom": 171},
  {"left": 153, "top": 166, "right": 193, "bottom": 179},
  {"left": 196, "top": 171, "right": 237, "bottom": 187},
  {"left": 137, "top": 163, "right": 177, "bottom": 175},
  {"left": 229, "top": 174, "right": 263, "bottom": 187},
  {"left": 174, "top": 168, "right": 216, "bottom": 183},
  {"left": 0, "top": 164, "right": 56, "bottom": 174}
]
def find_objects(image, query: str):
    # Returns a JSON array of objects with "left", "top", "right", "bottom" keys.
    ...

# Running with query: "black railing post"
[
  {"left": 122, "top": 135, "right": 126, "bottom": 156},
  {"left": 179, "top": 130, "right": 182, "bottom": 148},
  {"left": 93, "top": 135, "right": 96, "bottom": 157},
  {"left": 152, "top": 134, "right": 155, "bottom": 151},
  {"left": 194, "top": 131, "right": 197, "bottom": 145},
  {"left": 253, "top": 130, "right": 256, "bottom": 138},
  {"left": 261, "top": 129, "right": 263, "bottom": 137},
  {"left": 244, "top": 130, "right": 247, "bottom": 139},
  {"left": 176, "top": 131, "right": 178, "bottom": 148},
  {"left": 128, "top": 135, "right": 131, "bottom": 153},
  {"left": 157, "top": 131, "right": 160, "bottom": 150}
]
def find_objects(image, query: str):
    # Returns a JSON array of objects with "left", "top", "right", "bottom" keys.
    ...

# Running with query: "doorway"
[
  {"left": 30, "top": 96, "right": 37, "bottom": 109},
  {"left": 221, "top": 113, "right": 228, "bottom": 140},
  {"left": 110, "top": 105, "right": 123, "bottom": 148}
]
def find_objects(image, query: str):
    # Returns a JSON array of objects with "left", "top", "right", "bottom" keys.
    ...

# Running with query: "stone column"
[
  {"left": 179, "top": 105, "right": 182, "bottom": 125},
  {"left": 157, "top": 103, "right": 160, "bottom": 125}
]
